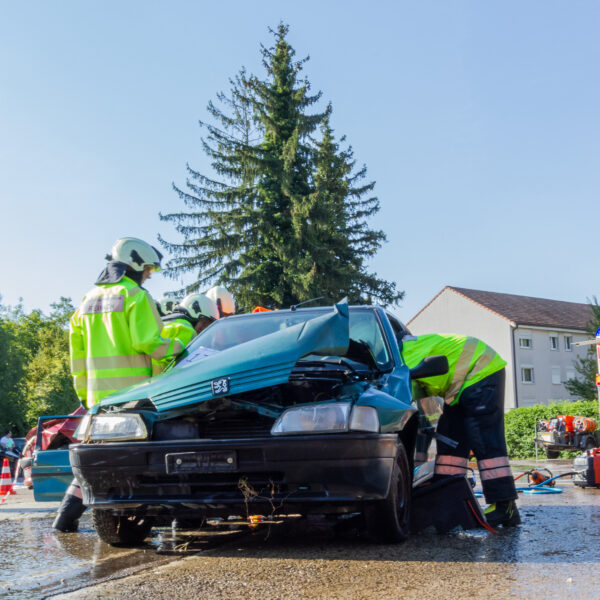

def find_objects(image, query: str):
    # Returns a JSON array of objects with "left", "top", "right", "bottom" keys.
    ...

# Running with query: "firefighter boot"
[{"left": 484, "top": 499, "right": 521, "bottom": 527}]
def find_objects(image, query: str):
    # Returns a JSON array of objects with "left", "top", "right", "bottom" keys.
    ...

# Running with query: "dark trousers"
[{"left": 437, "top": 369, "right": 517, "bottom": 502}]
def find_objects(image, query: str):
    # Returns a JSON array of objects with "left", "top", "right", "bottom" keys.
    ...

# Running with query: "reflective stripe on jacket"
[
  {"left": 70, "top": 276, "right": 184, "bottom": 408},
  {"left": 402, "top": 333, "right": 506, "bottom": 405}
]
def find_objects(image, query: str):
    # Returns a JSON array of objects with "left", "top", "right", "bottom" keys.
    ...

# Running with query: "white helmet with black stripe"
[
  {"left": 109, "top": 237, "right": 163, "bottom": 273},
  {"left": 176, "top": 293, "right": 219, "bottom": 324},
  {"left": 157, "top": 297, "right": 177, "bottom": 317}
]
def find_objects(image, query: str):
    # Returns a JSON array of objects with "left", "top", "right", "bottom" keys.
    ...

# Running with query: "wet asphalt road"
[{"left": 2, "top": 461, "right": 600, "bottom": 599}]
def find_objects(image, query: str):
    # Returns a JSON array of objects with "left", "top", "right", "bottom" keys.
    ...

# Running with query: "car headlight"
[
  {"left": 77, "top": 413, "right": 148, "bottom": 442},
  {"left": 73, "top": 414, "right": 91, "bottom": 441},
  {"left": 271, "top": 403, "right": 351, "bottom": 435},
  {"left": 349, "top": 406, "right": 379, "bottom": 433},
  {"left": 271, "top": 403, "right": 380, "bottom": 435}
]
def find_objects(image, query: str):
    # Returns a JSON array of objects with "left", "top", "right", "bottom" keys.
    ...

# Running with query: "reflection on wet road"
[
  {"left": 0, "top": 515, "right": 162, "bottom": 598},
  {"left": 0, "top": 513, "right": 253, "bottom": 599}
]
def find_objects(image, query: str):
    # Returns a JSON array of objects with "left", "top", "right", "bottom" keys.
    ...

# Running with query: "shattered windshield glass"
[{"left": 173, "top": 308, "right": 390, "bottom": 369}]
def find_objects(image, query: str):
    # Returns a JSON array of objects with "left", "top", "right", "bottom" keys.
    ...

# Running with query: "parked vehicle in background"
[
  {"left": 70, "top": 301, "right": 447, "bottom": 546},
  {"left": 534, "top": 415, "right": 599, "bottom": 459},
  {"left": 20, "top": 408, "right": 86, "bottom": 496}
]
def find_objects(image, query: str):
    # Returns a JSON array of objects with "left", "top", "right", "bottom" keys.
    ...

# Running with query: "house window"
[
  {"left": 566, "top": 368, "right": 575, "bottom": 381},
  {"left": 564, "top": 336, "right": 572, "bottom": 351},
  {"left": 521, "top": 367, "right": 535, "bottom": 384},
  {"left": 551, "top": 367, "right": 561, "bottom": 385},
  {"left": 549, "top": 336, "right": 558, "bottom": 350},
  {"left": 519, "top": 337, "right": 532, "bottom": 349}
]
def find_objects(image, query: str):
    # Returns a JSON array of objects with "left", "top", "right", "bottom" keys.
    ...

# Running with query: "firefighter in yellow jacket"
[
  {"left": 162, "top": 293, "right": 219, "bottom": 347},
  {"left": 402, "top": 333, "right": 520, "bottom": 528},
  {"left": 54, "top": 237, "right": 184, "bottom": 531}
]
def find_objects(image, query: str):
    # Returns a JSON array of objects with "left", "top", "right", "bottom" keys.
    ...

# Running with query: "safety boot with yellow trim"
[{"left": 484, "top": 499, "right": 521, "bottom": 527}]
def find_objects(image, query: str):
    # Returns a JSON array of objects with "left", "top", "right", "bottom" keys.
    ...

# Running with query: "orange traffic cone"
[{"left": 0, "top": 458, "right": 16, "bottom": 495}]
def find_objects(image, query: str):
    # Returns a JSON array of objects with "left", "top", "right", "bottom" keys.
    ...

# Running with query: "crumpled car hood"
[{"left": 96, "top": 301, "right": 350, "bottom": 413}]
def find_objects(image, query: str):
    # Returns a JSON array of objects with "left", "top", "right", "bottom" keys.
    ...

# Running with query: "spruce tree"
[
  {"left": 160, "top": 24, "right": 402, "bottom": 309},
  {"left": 303, "top": 117, "right": 403, "bottom": 304}
]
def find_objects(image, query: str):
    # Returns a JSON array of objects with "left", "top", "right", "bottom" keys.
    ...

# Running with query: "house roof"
[{"left": 410, "top": 286, "right": 593, "bottom": 331}]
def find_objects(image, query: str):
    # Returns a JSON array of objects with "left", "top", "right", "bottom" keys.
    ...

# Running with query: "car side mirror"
[{"left": 410, "top": 355, "right": 449, "bottom": 380}]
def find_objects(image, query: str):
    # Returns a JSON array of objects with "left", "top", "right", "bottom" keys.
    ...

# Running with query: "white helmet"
[
  {"left": 157, "top": 297, "right": 177, "bottom": 317},
  {"left": 205, "top": 285, "right": 236, "bottom": 317},
  {"left": 176, "top": 293, "right": 219, "bottom": 324},
  {"left": 109, "top": 237, "right": 163, "bottom": 273}
]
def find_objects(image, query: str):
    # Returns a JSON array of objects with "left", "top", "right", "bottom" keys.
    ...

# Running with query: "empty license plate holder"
[{"left": 165, "top": 451, "right": 238, "bottom": 474}]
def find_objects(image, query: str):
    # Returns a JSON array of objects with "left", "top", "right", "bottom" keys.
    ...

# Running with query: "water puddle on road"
[
  {"left": 0, "top": 515, "right": 254, "bottom": 599},
  {"left": 0, "top": 515, "right": 171, "bottom": 599}
]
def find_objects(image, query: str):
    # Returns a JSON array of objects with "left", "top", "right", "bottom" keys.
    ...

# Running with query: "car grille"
[
  {"left": 152, "top": 412, "right": 275, "bottom": 441},
  {"left": 198, "top": 414, "right": 274, "bottom": 439}
]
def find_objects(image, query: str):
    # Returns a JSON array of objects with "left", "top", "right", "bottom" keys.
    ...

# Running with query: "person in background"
[
  {"left": 0, "top": 430, "right": 18, "bottom": 479},
  {"left": 0, "top": 430, "right": 15, "bottom": 452},
  {"left": 402, "top": 333, "right": 520, "bottom": 528},
  {"left": 54, "top": 237, "right": 185, "bottom": 532},
  {"left": 156, "top": 297, "right": 177, "bottom": 318},
  {"left": 205, "top": 285, "right": 236, "bottom": 318},
  {"left": 162, "top": 293, "right": 219, "bottom": 347},
  {"left": 152, "top": 293, "right": 220, "bottom": 375}
]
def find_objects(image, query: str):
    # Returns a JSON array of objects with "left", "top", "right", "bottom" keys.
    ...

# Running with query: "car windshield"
[{"left": 174, "top": 308, "right": 391, "bottom": 368}]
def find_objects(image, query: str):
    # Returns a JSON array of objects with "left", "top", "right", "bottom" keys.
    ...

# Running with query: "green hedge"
[{"left": 505, "top": 400, "right": 598, "bottom": 459}]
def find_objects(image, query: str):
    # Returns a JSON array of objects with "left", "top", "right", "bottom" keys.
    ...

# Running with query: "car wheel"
[
  {"left": 544, "top": 448, "right": 560, "bottom": 459},
  {"left": 585, "top": 437, "right": 597, "bottom": 451},
  {"left": 363, "top": 441, "right": 411, "bottom": 543},
  {"left": 92, "top": 509, "right": 154, "bottom": 547}
]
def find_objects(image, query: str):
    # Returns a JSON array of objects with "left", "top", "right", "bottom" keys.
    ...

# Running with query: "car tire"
[
  {"left": 585, "top": 437, "right": 597, "bottom": 451},
  {"left": 92, "top": 509, "right": 154, "bottom": 547},
  {"left": 363, "top": 440, "right": 411, "bottom": 543},
  {"left": 544, "top": 448, "right": 560, "bottom": 459}
]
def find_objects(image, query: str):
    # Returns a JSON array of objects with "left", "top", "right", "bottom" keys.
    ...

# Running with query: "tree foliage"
[
  {"left": 565, "top": 298, "right": 600, "bottom": 401},
  {"left": 0, "top": 297, "right": 80, "bottom": 435},
  {"left": 160, "top": 24, "right": 402, "bottom": 310}
]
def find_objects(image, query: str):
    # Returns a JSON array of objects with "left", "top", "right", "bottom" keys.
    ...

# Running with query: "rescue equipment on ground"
[
  {"left": 573, "top": 447, "right": 600, "bottom": 488},
  {"left": 511, "top": 468, "right": 576, "bottom": 495},
  {"left": 535, "top": 415, "right": 599, "bottom": 458},
  {"left": 411, "top": 474, "right": 491, "bottom": 534}
]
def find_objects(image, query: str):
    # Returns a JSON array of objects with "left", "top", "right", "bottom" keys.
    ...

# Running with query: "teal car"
[{"left": 70, "top": 301, "right": 446, "bottom": 546}]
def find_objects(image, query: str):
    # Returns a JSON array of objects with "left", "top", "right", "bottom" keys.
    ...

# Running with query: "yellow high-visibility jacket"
[
  {"left": 162, "top": 318, "right": 196, "bottom": 348},
  {"left": 151, "top": 317, "right": 197, "bottom": 375},
  {"left": 402, "top": 334, "right": 506, "bottom": 405},
  {"left": 69, "top": 276, "right": 184, "bottom": 408}
]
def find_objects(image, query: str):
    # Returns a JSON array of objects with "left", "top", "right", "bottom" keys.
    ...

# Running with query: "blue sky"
[{"left": 0, "top": 1, "right": 597, "bottom": 323}]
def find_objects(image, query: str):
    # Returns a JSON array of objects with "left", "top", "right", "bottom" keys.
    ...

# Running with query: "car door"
[{"left": 30, "top": 414, "right": 84, "bottom": 501}]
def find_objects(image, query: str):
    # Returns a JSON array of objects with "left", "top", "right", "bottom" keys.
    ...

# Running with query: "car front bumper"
[{"left": 70, "top": 433, "right": 398, "bottom": 516}]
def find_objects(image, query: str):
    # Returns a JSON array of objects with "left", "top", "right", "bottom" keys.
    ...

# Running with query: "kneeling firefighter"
[
  {"left": 54, "top": 237, "right": 185, "bottom": 532},
  {"left": 402, "top": 333, "right": 520, "bottom": 527}
]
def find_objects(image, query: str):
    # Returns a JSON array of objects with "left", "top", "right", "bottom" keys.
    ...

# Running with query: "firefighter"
[
  {"left": 53, "top": 237, "right": 185, "bottom": 532},
  {"left": 205, "top": 285, "right": 236, "bottom": 318},
  {"left": 156, "top": 297, "right": 177, "bottom": 318},
  {"left": 161, "top": 293, "right": 220, "bottom": 348},
  {"left": 402, "top": 333, "right": 520, "bottom": 528}
]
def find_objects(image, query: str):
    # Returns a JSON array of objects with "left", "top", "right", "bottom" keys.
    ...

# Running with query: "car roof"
[{"left": 229, "top": 305, "right": 381, "bottom": 320}]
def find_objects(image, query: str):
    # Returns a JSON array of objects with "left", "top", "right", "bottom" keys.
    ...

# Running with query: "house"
[{"left": 407, "top": 286, "right": 592, "bottom": 409}]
